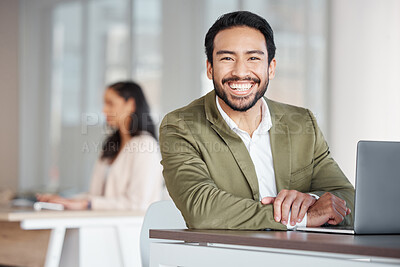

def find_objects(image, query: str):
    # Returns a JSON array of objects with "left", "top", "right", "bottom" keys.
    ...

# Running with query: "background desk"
[
  {"left": 150, "top": 229, "right": 400, "bottom": 267},
  {"left": 0, "top": 206, "right": 144, "bottom": 267}
]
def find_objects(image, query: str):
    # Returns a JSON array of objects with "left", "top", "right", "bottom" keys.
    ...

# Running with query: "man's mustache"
[{"left": 222, "top": 77, "right": 261, "bottom": 84}]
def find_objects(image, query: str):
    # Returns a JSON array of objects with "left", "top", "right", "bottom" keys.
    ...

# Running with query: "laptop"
[{"left": 297, "top": 140, "right": 400, "bottom": 234}]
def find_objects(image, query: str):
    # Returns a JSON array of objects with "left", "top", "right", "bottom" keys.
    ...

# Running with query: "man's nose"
[{"left": 231, "top": 60, "right": 250, "bottom": 78}]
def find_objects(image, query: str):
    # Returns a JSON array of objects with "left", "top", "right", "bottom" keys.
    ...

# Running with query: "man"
[{"left": 160, "top": 11, "right": 354, "bottom": 230}]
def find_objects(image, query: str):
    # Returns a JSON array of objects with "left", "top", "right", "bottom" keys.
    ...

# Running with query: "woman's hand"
[
  {"left": 36, "top": 194, "right": 89, "bottom": 210},
  {"left": 36, "top": 193, "right": 60, "bottom": 202}
]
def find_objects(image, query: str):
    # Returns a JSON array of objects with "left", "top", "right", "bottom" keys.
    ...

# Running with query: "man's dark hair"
[{"left": 205, "top": 11, "right": 276, "bottom": 66}]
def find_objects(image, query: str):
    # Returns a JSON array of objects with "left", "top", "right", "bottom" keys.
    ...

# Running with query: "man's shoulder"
[
  {"left": 266, "top": 98, "right": 313, "bottom": 122},
  {"left": 265, "top": 98, "right": 318, "bottom": 134},
  {"left": 266, "top": 98, "right": 310, "bottom": 115}
]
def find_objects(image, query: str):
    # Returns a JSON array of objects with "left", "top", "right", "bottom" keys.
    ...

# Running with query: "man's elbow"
[{"left": 184, "top": 213, "right": 226, "bottom": 229}]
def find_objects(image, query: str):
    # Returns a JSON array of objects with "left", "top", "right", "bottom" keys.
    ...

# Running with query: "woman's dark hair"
[
  {"left": 205, "top": 11, "right": 276, "bottom": 66},
  {"left": 101, "top": 81, "right": 157, "bottom": 160}
]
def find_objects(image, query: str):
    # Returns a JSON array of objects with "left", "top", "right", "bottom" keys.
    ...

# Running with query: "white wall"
[
  {"left": 330, "top": 0, "right": 400, "bottom": 184},
  {"left": 0, "top": 0, "right": 19, "bottom": 192}
]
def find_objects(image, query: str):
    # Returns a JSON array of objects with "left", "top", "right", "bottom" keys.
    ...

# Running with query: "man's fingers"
[
  {"left": 279, "top": 192, "right": 296, "bottom": 225},
  {"left": 261, "top": 197, "right": 275, "bottom": 205},
  {"left": 273, "top": 190, "right": 315, "bottom": 225},
  {"left": 297, "top": 203, "right": 309, "bottom": 223},
  {"left": 327, "top": 210, "right": 345, "bottom": 225},
  {"left": 290, "top": 198, "right": 303, "bottom": 225},
  {"left": 273, "top": 191, "right": 286, "bottom": 222},
  {"left": 298, "top": 196, "right": 316, "bottom": 222},
  {"left": 335, "top": 204, "right": 348, "bottom": 218},
  {"left": 332, "top": 198, "right": 348, "bottom": 217}
]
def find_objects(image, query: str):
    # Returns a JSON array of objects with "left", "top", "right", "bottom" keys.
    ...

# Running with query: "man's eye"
[
  {"left": 249, "top": 57, "right": 260, "bottom": 60},
  {"left": 221, "top": 57, "right": 233, "bottom": 61}
]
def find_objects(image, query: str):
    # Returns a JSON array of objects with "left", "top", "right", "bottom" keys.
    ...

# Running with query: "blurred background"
[{"left": 0, "top": 0, "right": 399, "bottom": 196}]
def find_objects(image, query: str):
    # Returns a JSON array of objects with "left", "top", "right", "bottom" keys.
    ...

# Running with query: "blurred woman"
[{"left": 37, "top": 81, "right": 163, "bottom": 211}]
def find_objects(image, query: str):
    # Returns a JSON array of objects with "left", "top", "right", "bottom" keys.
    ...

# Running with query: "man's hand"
[
  {"left": 36, "top": 194, "right": 89, "bottom": 210},
  {"left": 261, "top": 190, "right": 317, "bottom": 226},
  {"left": 307, "top": 192, "right": 351, "bottom": 227}
]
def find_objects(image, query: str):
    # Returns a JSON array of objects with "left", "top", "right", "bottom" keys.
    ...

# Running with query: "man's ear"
[
  {"left": 206, "top": 60, "right": 213, "bottom": 80},
  {"left": 268, "top": 58, "right": 276, "bottom": 80}
]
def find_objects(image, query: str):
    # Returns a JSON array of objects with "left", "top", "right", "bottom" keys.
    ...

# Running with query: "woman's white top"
[{"left": 88, "top": 133, "right": 163, "bottom": 211}]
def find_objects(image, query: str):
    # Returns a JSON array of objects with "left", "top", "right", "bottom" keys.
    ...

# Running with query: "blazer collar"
[
  {"left": 266, "top": 98, "right": 291, "bottom": 192},
  {"left": 204, "top": 91, "right": 236, "bottom": 137},
  {"left": 204, "top": 91, "right": 260, "bottom": 200}
]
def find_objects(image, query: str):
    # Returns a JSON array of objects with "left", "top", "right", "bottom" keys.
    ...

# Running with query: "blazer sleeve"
[
  {"left": 90, "top": 136, "right": 163, "bottom": 211},
  {"left": 160, "top": 113, "right": 286, "bottom": 230},
  {"left": 307, "top": 110, "right": 355, "bottom": 226}
]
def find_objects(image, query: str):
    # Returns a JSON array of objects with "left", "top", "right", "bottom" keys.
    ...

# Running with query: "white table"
[{"left": 0, "top": 206, "right": 144, "bottom": 267}]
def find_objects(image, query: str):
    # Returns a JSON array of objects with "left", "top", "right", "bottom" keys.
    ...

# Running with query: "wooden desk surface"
[
  {"left": 0, "top": 205, "right": 144, "bottom": 221},
  {"left": 0, "top": 206, "right": 145, "bottom": 267},
  {"left": 150, "top": 229, "right": 400, "bottom": 259}
]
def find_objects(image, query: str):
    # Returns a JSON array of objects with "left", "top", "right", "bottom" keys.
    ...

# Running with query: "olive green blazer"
[{"left": 160, "top": 91, "right": 354, "bottom": 230}]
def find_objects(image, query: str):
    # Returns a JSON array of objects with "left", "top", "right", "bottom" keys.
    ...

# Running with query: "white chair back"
[{"left": 140, "top": 200, "right": 186, "bottom": 267}]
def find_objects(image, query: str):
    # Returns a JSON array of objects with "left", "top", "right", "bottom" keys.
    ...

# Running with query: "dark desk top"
[{"left": 150, "top": 229, "right": 400, "bottom": 259}]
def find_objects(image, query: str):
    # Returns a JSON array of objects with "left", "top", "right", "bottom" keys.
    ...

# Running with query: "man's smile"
[
  {"left": 228, "top": 82, "right": 253, "bottom": 91},
  {"left": 222, "top": 77, "right": 260, "bottom": 96},
  {"left": 227, "top": 81, "right": 254, "bottom": 96}
]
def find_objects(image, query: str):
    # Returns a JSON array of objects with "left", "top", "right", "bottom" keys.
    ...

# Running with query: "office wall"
[
  {"left": 5, "top": 0, "right": 400, "bottom": 191},
  {"left": 0, "top": 0, "right": 19, "bottom": 192},
  {"left": 160, "top": 0, "right": 205, "bottom": 115},
  {"left": 330, "top": 0, "right": 400, "bottom": 184}
]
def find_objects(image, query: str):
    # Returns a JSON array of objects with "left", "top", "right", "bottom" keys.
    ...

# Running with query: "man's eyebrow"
[
  {"left": 216, "top": 50, "right": 235, "bottom": 55},
  {"left": 246, "top": 50, "right": 265, "bottom": 55},
  {"left": 215, "top": 50, "right": 265, "bottom": 55}
]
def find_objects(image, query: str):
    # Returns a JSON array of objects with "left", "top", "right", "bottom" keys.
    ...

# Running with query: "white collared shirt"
[
  {"left": 216, "top": 96, "right": 306, "bottom": 229},
  {"left": 216, "top": 97, "right": 277, "bottom": 198}
]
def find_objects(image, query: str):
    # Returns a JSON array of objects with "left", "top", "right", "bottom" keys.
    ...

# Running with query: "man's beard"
[{"left": 213, "top": 76, "right": 269, "bottom": 112}]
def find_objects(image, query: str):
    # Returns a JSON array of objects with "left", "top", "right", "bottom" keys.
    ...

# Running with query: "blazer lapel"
[
  {"left": 267, "top": 99, "right": 291, "bottom": 192},
  {"left": 204, "top": 92, "right": 260, "bottom": 200}
]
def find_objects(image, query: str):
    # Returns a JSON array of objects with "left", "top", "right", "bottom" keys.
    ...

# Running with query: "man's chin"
[{"left": 225, "top": 97, "right": 258, "bottom": 112}]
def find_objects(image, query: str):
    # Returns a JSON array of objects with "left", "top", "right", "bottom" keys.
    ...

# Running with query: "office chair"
[{"left": 140, "top": 200, "right": 186, "bottom": 267}]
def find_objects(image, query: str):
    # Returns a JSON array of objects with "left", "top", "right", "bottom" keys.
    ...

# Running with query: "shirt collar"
[{"left": 215, "top": 96, "right": 272, "bottom": 134}]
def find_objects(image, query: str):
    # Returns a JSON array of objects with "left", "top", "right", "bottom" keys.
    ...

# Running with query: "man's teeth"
[{"left": 229, "top": 83, "right": 252, "bottom": 91}]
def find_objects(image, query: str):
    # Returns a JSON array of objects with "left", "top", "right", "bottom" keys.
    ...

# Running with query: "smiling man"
[{"left": 159, "top": 11, "right": 354, "bottom": 230}]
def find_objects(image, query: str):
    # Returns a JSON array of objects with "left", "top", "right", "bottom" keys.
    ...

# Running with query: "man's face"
[{"left": 207, "top": 26, "right": 276, "bottom": 112}]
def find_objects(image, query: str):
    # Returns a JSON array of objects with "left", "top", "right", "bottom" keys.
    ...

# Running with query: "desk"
[
  {"left": 0, "top": 206, "right": 144, "bottom": 267},
  {"left": 149, "top": 229, "right": 400, "bottom": 267}
]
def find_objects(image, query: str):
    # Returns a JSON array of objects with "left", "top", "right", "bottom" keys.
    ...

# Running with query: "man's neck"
[{"left": 217, "top": 97, "right": 263, "bottom": 137}]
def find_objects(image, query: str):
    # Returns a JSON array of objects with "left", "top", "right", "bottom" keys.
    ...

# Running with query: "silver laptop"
[{"left": 297, "top": 140, "right": 400, "bottom": 234}]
